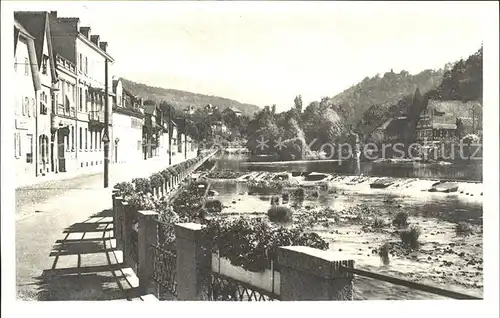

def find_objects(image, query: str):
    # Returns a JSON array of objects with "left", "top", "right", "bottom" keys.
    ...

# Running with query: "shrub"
[
  {"left": 400, "top": 226, "right": 421, "bottom": 250},
  {"left": 319, "top": 183, "right": 329, "bottom": 191},
  {"left": 206, "top": 170, "right": 245, "bottom": 179},
  {"left": 282, "top": 192, "right": 290, "bottom": 202},
  {"left": 161, "top": 169, "right": 172, "bottom": 182},
  {"left": 267, "top": 205, "right": 293, "bottom": 223},
  {"left": 132, "top": 177, "right": 152, "bottom": 194},
  {"left": 157, "top": 206, "right": 180, "bottom": 246},
  {"left": 293, "top": 188, "right": 305, "bottom": 200},
  {"left": 308, "top": 190, "right": 320, "bottom": 199},
  {"left": 373, "top": 217, "right": 386, "bottom": 228},
  {"left": 127, "top": 193, "right": 156, "bottom": 211},
  {"left": 169, "top": 167, "right": 179, "bottom": 176},
  {"left": 113, "top": 182, "right": 134, "bottom": 197},
  {"left": 270, "top": 195, "right": 281, "bottom": 206},
  {"left": 392, "top": 211, "right": 409, "bottom": 228},
  {"left": 150, "top": 172, "right": 165, "bottom": 188},
  {"left": 202, "top": 217, "right": 329, "bottom": 272},
  {"left": 378, "top": 243, "right": 390, "bottom": 265},
  {"left": 205, "top": 199, "right": 223, "bottom": 213},
  {"left": 455, "top": 221, "right": 473, "bottom": 235}
]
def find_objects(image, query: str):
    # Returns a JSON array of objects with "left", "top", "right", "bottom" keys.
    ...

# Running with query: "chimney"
[
  {"left": 80, "top": 27, "right": 91, "bottom": 38},
  {"left": 50, "top": 11, "right": 57, "bottom": 18},
  {"left": 99, "top": 41, "right": 108, "bottom": 52},
  {"left": 90, "top": 34, "right": 100, "bottom": 46},
  {"left": 57, "top": 17, "right": 80, "bottom": 32}
]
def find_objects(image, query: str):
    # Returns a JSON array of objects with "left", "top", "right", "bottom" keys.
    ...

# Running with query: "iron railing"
[
  {"left": 340, "top": 265, "right": 481, "bottom": 300},
  {"left": 150, "top": 244, "right": 178, "bottom": 298},
  {"left": 89, "top": 110, "right": 105, "bottom": 123},
  {"left": 208, "top": 272, "right": 279, "bottom": 301}
]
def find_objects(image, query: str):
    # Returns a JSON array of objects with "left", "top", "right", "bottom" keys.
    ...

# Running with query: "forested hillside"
[{"left": 121, "top": 78, "right": 260, "bottom": 117}]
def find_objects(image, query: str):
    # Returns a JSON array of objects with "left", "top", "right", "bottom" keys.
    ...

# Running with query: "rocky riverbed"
[{"left": 206, "top": 172, "right": 483, "bottom": 300}]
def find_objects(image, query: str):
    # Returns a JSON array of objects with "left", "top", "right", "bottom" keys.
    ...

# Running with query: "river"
[{"left": 206, "top": 153, "right": 483, "bottom": 300}]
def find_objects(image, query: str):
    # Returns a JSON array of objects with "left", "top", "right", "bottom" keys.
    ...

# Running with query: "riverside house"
[
  {"left": 415, "top": 100, "right": 482, "bottom": 144},
  {"left": 48, "top": 11, "right": 114, "bottom": 172},
  {"left": 14, "top": 18, "right": 40, "bottom": 184},
  {"left": 112, "top": 78, "right": 145, "bottom": 164}
]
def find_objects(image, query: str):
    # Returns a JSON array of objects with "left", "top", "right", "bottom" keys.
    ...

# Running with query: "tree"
[
  {"left": 301, "top": 101, "right": 344, "bottom": 157},
  {"left": 294, "top": 95, "right": 303, "bottom": 114}
]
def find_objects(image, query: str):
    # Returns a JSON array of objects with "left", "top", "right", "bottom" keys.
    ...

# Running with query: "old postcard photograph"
[{"left": 1, "top": 1, "right": 498, "bottom": 317}]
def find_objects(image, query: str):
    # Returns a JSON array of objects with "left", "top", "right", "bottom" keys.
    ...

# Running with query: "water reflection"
[{"left": 215, "top": 154, "right": 482, "bottom": 182}]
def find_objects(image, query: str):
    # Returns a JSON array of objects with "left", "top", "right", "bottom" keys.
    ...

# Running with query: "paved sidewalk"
[{"left": 15, "top": 154, "right": 198, "bottom": 301}]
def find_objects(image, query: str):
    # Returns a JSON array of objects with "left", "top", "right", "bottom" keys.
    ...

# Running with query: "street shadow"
[{"left": 33, "top": 209, "right": 139, "bottom": 301}]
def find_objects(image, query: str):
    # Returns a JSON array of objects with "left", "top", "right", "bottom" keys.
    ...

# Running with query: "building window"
[
  {"left": 23, "top": 97, "right": 29, "bottom": 116},
  {"left": 85, "top": 56, "right": 88, "bottom": 74},
  {"left": 79, "top": 54, "right": 83, "bottom": 72},
  {"left": 40, "top": 92, "right": 48, "bottom": 115},
  {"left": 14, "top": 133, "right": 21, "bottom": 158},
  {"left": 79, "top": 127, "right": 83, "bottom": 150},
  {"left": 79, "top": 87, "right": 83, "bottom": 111},
  {"left": 24, "top": 58, "right": 29, "bottom": 75},
  {"left": 90, "top": 131, "right": 93, "bottom": 150},
  {"left": 85, "top": 128, "right": 88, "bottom": 149},
  {"left": 71, "top": 126, "right": 75, "bottom": 151},
  {"left": 26, "top": 134, "right": 33, "bottom": 163},
  {"left": 39, "top": 135, "right": 49, "bottom": 163},
  {"left": 84, "top": 89, "right": 87, "bottom": 112},
  {"left": 42, "top": 55, "right": 48, "bottom": 74}
]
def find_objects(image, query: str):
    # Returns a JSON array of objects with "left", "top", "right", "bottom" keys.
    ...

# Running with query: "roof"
[
  {"left": 14, "top": 19, "right": 34, "bottom": 39},
  {"left": 229, "top": 107, "right": 242, "bottom": 113},
  {"left": 144, "top": 104, "right": 157, "bottom": 115},
  {"left": 113, "top": 105, "right": 144, "bottom": 119},
  {"left": 15, "top": 12, "right": 58, "bottom": 83},
  {"left": 14, "top": 18, "right": 41, "bottom": 91},
  {"left": 372, "top": 118, "right": 393, "bottom": 132},
  {"left": 457, "top": 117, "right": 474, "bottom": 128},
  {"left": 385, "top": 117, "right": 407, "bottom": 134},
  {"left": 421, "top": 100, "right": 482, "bottom": 131},
  {"left": 15, "top": 12, "right": 46, "bottom": 69}
]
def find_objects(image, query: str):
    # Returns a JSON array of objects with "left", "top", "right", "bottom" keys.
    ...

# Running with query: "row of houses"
[
  {"left": 371, "top": 99, "right": 483, "bottom": 146},
  {"left": 14, "top": 11, "right": 195, "bottom": 186}
]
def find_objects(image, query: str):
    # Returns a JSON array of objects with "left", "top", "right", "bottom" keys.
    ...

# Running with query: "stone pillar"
[
  {"left": 277, "top": 246, "right": 354, "bottom": 301},
  {"left": 175, "top": 223, "right": 210, "bottom": 300},
  {"left": 137, "top": 210, "right": 159, "bottom": 295},
  {"left": 122, "top": 201, "right": 133, "bottom": 267},
  {"left": 113, "top": 193, "right": 123, "bottom": 250}
]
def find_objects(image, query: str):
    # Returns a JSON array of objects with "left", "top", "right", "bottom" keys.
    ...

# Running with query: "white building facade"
[
  {"left": 14, "top": 20, "right": 40, "bottom": 184},
  {"left": 49, "top": 11, "right": 114, "bottom": 173},
  {"left": 112, "top": 78, "right": 144, "bottom": 164}
]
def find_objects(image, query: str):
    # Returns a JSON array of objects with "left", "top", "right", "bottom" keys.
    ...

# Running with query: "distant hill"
[
  {"left": 356, "top": 46, "right": 483, "bottom": 139},
  {"left": 328, "top": 68, "right": 446, "bottom": 128},
  {"left": 121, "top": 78, "right": 260, "bottom": 117}
]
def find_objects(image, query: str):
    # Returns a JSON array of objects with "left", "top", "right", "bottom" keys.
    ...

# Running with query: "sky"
[{"left": 10, "top": 1, "right": 488, "bottom": 112}]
